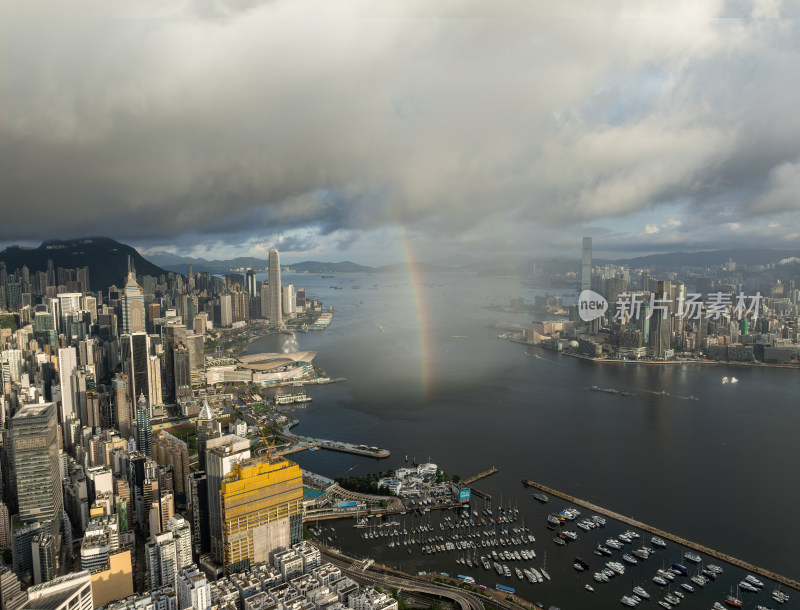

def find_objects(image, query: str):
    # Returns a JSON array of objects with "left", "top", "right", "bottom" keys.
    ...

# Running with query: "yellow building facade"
[{"left": 220, "top": 457, "right": 303, "bottom": 573}]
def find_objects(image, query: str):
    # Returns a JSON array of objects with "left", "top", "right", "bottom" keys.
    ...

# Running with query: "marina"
[{"left": 521, "top": 478, "right": 800, "bottom": 592}]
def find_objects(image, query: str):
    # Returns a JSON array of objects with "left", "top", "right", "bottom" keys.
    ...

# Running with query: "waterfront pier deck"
[
  {"left": 469, "top": 488, "right": 492, "bottom": 500},
  {"left": 522, "top": 478, "right": 800, "bottom": 592},
  {"left": 462, "top": 467, "right": 498, "bottom": 485}
]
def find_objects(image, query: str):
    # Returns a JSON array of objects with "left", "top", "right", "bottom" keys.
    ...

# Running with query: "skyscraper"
[
  {"left": 246, "top": 269, "right": 257, "bottom": 298},
  {"left": 206, "top": 436, "right": 251, "bottom": 564},
  {"left": 581, "top": 237, "right": 592, "bottom": 293},
  {"left": 219, "top": 455, "right": 303, "bottom": 573},
  {"left": 58, "top": 347, "right": 78, "bottom": 435},
  {"left": 136, "top": 393, "right": 152, "bottom": 457},
  {"left": 112, "top": 372, "right": 131, "bottom": 438},
  {"left": 219, "top": 294, "right": 232, "bottom": 328},
  {"left": 127, "top": 332, "right": 151, "bottom": 407},
  {"left": 121, "top": 259, "right": 145, "bottom": 335},
  {"left": 9, "top": 403, "right": 63, "bottom": 555},
  {"left": 268, "top": 249, "right": 282, "bottom": 328}
]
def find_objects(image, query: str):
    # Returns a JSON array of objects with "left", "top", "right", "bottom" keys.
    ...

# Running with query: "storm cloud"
[{"left": 2, "top": 0, "right": 800, "bottom": 260}]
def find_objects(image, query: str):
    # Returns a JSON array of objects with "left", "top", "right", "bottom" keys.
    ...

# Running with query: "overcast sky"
[{"left": 2, "top": 0, "right": 800, "bottom": 264}]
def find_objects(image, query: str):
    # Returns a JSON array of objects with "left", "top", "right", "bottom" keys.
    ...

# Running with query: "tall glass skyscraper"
[
  {"left": 581, "top": 236, "right": 592, "bottom": 293},
  {"left": 9, "top": 402, "right": 63, "bottom": 555},
  {"left": 121, "top": 258, "right": 145, "bottom": 335},
  {"left": 268, "top": 249, "right": 282, "bottom": 328}
]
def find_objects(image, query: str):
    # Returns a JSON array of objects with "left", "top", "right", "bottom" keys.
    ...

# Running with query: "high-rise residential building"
[
  {"left": 177, "top": 565, "right": 211, "bottom": 610},
  {"left": 136, "top": 393, "right": 152, "bottom": 457},
  {"left": 165, "top": 516, "right": 193, "bottom": 574},
  {"left": 56, "top": 293, "right": 82, "bottom": 333},
  {"left": 206, "top": 436, "right": 251, "bottom": 564},
  {"left": 121, "top": 260, "right": 145, "bottom": 335},
  {"left": 145, "top": 531, "right": 178, "bottom": 590},
  {"left": 152, "top": 431, "right": 190, "bottom": 495},
  {"left": 268, "top": 249, "right": 282, "bottom": 327},
  {"left": 112, "top": 373, "right": 131, "bottom": 439},
  {"left": 219, "top": 294, "right": 232, "bottom": 328},
  {"left": 148, "top": 355, "right": 163, "bottom": 407},
  {"left": 282, "top": 284, "right": 296, "bottom": 317},
  {"left": 173, "top": 344, "right": 191, "bottom": 400},
  {"left": 9, "top": 403, "right": 63, "bottom": 555},
  {"left": 260, "top": 281, "right": 269, "bottom": 320},
  {"left": 57, "top": 347, "right": 78, "bottom": 436},
  {"left": 219, "top": 455, "right": 303, "bottom": 573}
]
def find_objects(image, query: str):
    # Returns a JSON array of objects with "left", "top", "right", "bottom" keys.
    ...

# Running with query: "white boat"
[
  {"left": 621, "top": 595, "right": 638, "bottom": 607},
  {"left": 633, "top": 586, "right": 650, "bottom": 599},
  {"left": 651, "top": 536, "right": 667, "bottom": 548},
  {"left": 585, "top": 584, "right": 594, "bottom": 592}
]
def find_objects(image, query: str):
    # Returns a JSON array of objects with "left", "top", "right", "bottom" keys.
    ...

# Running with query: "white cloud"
[{"left": 645, "top": 224, "right": 661, "bottom": 234}]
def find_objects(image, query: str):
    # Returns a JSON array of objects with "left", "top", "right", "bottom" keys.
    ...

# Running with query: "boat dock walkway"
[
  {"left": 521, "top": 478, "right": 800, "bottom": 592},
  {"left": 462, "top": 467, "right": 498, "bottom": 485},
  {"left": 469, "top": 488, "right": 492, "bottom": 500}
]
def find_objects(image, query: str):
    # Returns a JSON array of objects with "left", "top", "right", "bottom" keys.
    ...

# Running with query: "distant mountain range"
[
  {"left": 4, "top": 239, "right": 798, "bottom": 294},
  {"left": 146, "top": 251, "right": 270, "bottom": 275},
  {"left": 0, "top": 237, "right": 168, "bottom": 292},
  {"left": 603, "top": 248, "right": 800, "bottom": 269}
]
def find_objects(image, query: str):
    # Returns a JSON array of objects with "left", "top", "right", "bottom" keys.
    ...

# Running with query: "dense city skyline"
[{"left": 2, "top": 2, "right": 800, "bottom": 264}]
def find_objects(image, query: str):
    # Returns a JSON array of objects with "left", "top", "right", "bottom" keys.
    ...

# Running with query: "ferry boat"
[{"left": 274, "top": 393, "right": 312, "bottom": 405}]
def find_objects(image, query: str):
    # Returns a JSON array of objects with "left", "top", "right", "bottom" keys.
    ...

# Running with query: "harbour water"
[{"left": 246, "top": 271, "right": 800, "bottom": 605}]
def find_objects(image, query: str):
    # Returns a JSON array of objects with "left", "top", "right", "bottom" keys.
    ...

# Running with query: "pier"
[
  {"left": 462, "top": 467, "right": 497, "bottom": 485},
  {"left": 521, "top": 478, "right": 800, "bottom": 592},
  {"left": 469, "top": 488, "right": 492, "bottom": 500}
]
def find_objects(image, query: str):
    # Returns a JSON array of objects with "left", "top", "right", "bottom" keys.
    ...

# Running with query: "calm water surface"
[{"left": 245, "top": 271, "right": 799, "bottom": 607}]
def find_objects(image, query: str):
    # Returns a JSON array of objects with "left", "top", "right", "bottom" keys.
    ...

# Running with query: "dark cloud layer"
[{"left": 2, "top": 0, "right": 800, "bottom": 260}]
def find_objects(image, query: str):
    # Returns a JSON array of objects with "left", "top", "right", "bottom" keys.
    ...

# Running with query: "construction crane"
[{"left": 258, "top": 424, "right": 275, "bottom": 461}]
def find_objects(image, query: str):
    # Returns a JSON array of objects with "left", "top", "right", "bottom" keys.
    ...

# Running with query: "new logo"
[{"left": 578, "top": 290, "right": 608, "bottom": 322}]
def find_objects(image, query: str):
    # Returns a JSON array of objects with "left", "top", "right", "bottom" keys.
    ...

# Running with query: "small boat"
[
  {"left": 738, "top": 581, "right": 758, "bottom": 593},
  {"left": 533, "top": 493, "right": 550, "bottom": 503},
  {"left": 680, "top": 583, "right": 694, "bottom": 593},
  {"left": 658, "top": 602, "right": 671, "bottom": 609},
  {"left": 744, "top": 574, "right": 764, "bottom": 588},
  {"left": 621, "top": 595, "right": 638, "bottom": 607},
  {"left": 585, "top": 584, "right": 594, "bottom": 592},
  {"left": 724, "top": 595, "right": 743, "bottom": 607},
  {"left": 633, "top": 586, "right": 650, "bottom": 599},
  {"left": 683, "top": 551, "right": 702, "bottom": 563},
  {"left": 651, "top": 536, "right": 667, "bottom": 548},
  {"left": 652, "top": 576, "right": 667, "bottom": 586}
]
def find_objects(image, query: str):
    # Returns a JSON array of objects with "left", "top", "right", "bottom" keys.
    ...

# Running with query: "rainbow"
[{"left": 399, "top": 232, "right": 433, "bottom": 397}]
